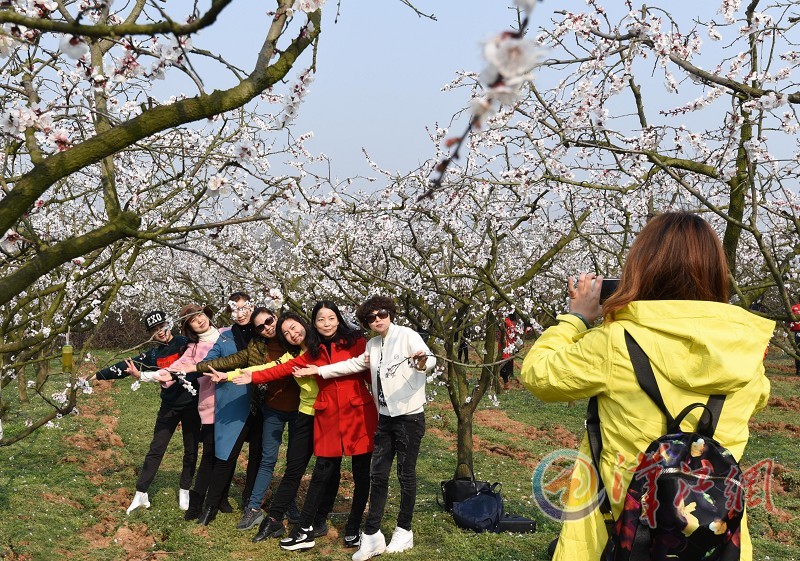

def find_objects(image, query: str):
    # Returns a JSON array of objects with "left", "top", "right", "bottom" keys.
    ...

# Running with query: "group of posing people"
[
  {"left": 88, "top": 211, "right": 777, "bottom": 561},
  {"left": 89, "top": 294, "right": 436, "bottom": 559}
]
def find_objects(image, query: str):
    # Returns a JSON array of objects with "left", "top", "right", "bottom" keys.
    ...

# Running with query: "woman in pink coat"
[{"left": 235, "top": 301, "right": 377, "bottom": 551}]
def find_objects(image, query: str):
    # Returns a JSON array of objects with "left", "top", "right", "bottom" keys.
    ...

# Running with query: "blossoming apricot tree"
[{"left": 0, "top": 0, "right": 323, "bottom": 445}]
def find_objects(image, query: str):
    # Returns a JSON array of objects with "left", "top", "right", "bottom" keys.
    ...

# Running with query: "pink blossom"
[{"left": 47, "top": 129, "right": 71, "bottom": 151}]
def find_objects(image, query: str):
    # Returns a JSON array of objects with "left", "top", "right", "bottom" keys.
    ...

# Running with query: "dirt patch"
[
  {"left": 768, "top": 374, "right": 800, "bottom": 383},
  {"left": 749, "top": 421, "right": 800, "bottom": 437},
  {"left": 767, "top": 396, "right": 800, "bottom": 412},
  {"left": 765, "top": 362, "right": 796, "bottom": 373},
  {"left": 64, "top": 378, "right": 163, "bottom": 560},
  {"left": 41, "top": 492, "right": 83, "bottom": 510},
  {"left": 474, "top": 409, "right": 580, "bottom": 449},
  {"left": 112, "top": 524, "right": 156, "bottom": 556},
  {"left": 425, "top": 427, "right": 457, "bottom": 451},
  {"left": 473, "top": 435, "right": 538, "bottom": 470},
  {"left": 424, "top": 409, "right": 578, "bottom": 470}
]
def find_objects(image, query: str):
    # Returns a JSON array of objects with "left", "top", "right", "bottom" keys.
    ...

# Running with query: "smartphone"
[{"left": 600, "top": 278, "right": 620, "bottom": 303}]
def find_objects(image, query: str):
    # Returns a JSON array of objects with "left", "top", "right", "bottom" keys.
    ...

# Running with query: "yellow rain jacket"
[{"left": 521, "top": 301, "right": 773, "bottom": 561}]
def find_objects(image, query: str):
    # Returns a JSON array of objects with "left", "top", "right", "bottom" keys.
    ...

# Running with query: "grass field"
[{"left": 0, "top": 347, "right": 798, "bottom": 560}]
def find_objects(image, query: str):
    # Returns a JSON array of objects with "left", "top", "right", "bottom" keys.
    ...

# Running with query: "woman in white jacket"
[{"left": 296, "top": 296, "right": 435, "bottom": 560}]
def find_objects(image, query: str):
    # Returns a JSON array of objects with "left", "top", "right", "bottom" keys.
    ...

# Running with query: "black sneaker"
[
  {"left": 280, "top": 526, "right": 315, "bottom": 551},
  {"left": 312, "top": 520, "right": 328, "bottom": 538},
  {"left": 344, "top": 533, "right": 361, "bottom": 548},
  {"left": 252, "top": 516, "right": 285, "bottom": 542},
  {"left": 237, "top": 508, "right": 264, "bottom": 531}
]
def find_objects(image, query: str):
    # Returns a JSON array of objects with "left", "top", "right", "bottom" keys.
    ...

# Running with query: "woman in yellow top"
[
  {"left": 521, "top": 212, "right": 773, "bottom": 561},
  {"left": 208, "top": 312, "right": 322, "bottom": 541}
]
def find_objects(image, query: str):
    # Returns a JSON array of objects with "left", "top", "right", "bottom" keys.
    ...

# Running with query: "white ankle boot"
[
  {"left": 126, "top": 491, "right": 151, "bottom": 514},
  {"left": 352, "top": 530, "right": 386, "bottom": 561},
  {"left": 179, "top": 488, "right": 190, "bottom": 511},
  {"left": 386, "top": 527, "right": 413, "bottom": 553}
]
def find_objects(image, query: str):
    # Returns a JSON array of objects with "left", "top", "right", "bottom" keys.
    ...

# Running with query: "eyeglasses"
[
  {"left": 366, "top": 310, "right": 390, "bottom": 324},
  {"left": 229, "top": 300, "right": 254, "bottom": 315},
  {"left": 255, "top": 316, "right": 276, "bottom": 332}
]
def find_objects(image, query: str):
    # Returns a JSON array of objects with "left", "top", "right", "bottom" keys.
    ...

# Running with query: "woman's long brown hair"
[{"left": 603, "top": 212, "right": 729, "bottom": 321}]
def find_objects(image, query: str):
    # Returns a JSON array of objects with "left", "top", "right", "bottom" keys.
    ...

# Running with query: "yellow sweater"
[{"left": 229, "top": 352, "right": 319, "bottom": 416}]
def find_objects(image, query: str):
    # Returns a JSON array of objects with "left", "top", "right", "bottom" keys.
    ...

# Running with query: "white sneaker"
[
  {"left": 179, "top": 488, "right": 190, "bottom": 511},
  {"left": 126, "top": 491, "right": 151, "bottom": 514},
  {"left": 386, "top": 527, "right": 413, "bottom": 553},
  {"left": 352, "top": 530, "right": 386, "bottom": 561}
]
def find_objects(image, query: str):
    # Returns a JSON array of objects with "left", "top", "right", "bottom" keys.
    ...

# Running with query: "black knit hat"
[{"left": 143, "top": 310, "right": 168, "bottom": 331}]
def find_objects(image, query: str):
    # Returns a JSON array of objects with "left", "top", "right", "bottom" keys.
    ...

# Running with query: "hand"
[
  {"left": 182, "top": 362, "right": 198, "bottom": 373},
  {"left": 231, "top": 369, "right": 252, "bottom": 385},
  {"left": 153, "top": 371, "right": 174, "bottom": 382},
  {"left": 410, "top": 351, "right": 428, "bottom": 370},
  {"left": 364, "top": 354, "right": 371, "bottom": 367},
  {"left": 124, "top": 358, "right": 141, "bottom": 379},
  {"left": 568, "top": 272, "right": 603, "bottom": 324},
  {"left": 293, "top": 365, "right": 318, "bottom": 378},
  {"left": 205, "top": 367, "right": 228, "bottom": 383}
]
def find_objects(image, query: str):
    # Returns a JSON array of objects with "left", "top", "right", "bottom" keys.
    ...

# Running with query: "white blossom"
[
  {"left": 292, "top": 0, "right": 325, "bottom": 13},
  {"left": 59, "top": 35, "right": 89, "bottom": 60}
]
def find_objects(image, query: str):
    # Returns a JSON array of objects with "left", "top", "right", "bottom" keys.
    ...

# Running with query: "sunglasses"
[
  {"left": 366, "top": 310, "right": 390, "bottom": 324},
  {"left": 255, "top": 315, "right": 276, "bottom": 332}
]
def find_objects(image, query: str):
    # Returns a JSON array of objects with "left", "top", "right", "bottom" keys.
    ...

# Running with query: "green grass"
[{"left": 0, "top": 348, "right": 798, "bottom": 560}]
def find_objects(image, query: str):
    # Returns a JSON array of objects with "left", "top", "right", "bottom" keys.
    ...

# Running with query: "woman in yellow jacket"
[{"left": 521, "top": 212, "right": 773, "bottom": 561}]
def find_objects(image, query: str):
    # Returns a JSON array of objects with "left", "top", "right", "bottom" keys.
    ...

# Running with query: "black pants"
[
  {"left": 458, "top": 339, "right": 469, "bottom": 363},
  {"left": 364, "top": 412, "right": 425, "bottom": 533},
  {"left": 795, "top": 332, "right": 800, "bottom": 375},
  {"left": 136, "top": 404, "right": 200, "bottom": 493},
  {"left": 242, "top": 407, "right": 264, "bottom": 505},
  {"left": 299, "top": 453, "right": 372, "bottom": 536},
  {"left": 204, "top": 413, "right": 257, "bottom": 509},
  {"left": 500, "top": 360, "right": 513, "bottom": 383},
  {"left": 192, "top": 423, "right": 216, "bottom": 499},
  {"left": 268, "top": 412, "right": 314, "bottom": 519}
]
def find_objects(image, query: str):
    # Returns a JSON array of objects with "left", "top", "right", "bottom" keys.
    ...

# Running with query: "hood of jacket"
[{"left": 608, "top": 300, "right": 774, "bottom": 395}]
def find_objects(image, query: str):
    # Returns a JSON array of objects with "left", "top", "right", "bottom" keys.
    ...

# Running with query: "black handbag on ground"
[
  {"left": 496, "top": 513, "right": 537, "bottom": 534},
  {"left": 438, "top": 462, "right": 491, "bottom": 512},
  {"left": 451, "top": 482, "right": 504, "bottom": 533}
]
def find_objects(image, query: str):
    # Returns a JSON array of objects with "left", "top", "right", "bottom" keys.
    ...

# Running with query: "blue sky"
[
  {"left": 199, "top": 1, "right": 526, "bottom": 180},
  {"left": 290, "top": 2, "right": 518, "bottom": 180}
]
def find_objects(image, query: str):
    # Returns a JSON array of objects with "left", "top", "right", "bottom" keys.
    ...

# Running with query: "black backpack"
[{"left": 587, "top": 331, "right": 743, "bottom": 561}]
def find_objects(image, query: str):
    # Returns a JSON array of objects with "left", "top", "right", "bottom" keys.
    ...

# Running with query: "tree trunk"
[{"left": 455, "top": 411, "right": 474, "bottom": 476}]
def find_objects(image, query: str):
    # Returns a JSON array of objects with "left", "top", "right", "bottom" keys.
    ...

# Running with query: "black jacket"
[{"left": 95, "top": 335, "right": 197, "bottom": 410}]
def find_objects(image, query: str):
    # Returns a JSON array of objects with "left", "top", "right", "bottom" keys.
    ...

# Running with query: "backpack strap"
[
  {"left": 625, "top": 331, "right": 676, "bottom": 428},
  {"left": 586, "top": 396, "right": 615, "bottom": 533},
  {"left": 625, "top": 331, "right": 726, "bottom": 438}
]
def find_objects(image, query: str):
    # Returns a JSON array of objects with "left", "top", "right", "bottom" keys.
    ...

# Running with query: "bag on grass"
[
  {"left": 451, "top": 482, "right": 504, "bottom": 533},
  {"left": 438, "top": 462, "right": 490, "bottom": 512},
  {"left": 496, "top": 513, "right": 537, "bottom": 534}
]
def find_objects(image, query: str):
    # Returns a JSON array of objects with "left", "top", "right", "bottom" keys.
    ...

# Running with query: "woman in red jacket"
[{"left": 234, "top": 301, "right": 377, "bottom": 551}]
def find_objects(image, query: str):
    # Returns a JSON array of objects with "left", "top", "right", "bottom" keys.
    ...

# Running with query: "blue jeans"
[{"left": 247, "top": 405, "right": 297, "bottom": 511}]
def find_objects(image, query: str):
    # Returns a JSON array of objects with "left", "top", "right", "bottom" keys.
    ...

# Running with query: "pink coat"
[{"left": 158, "top": 336, "right": 219, "bottom": 424}]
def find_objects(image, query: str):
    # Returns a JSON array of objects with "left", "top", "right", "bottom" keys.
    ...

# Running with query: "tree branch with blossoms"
[{"left": 420, "top": 0, "right": 544, "bottom": 200}]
